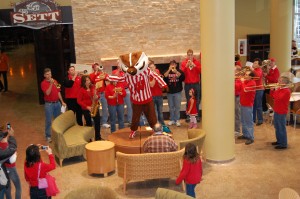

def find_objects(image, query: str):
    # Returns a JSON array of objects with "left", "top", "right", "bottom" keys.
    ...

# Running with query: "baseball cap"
[{"left": 269, "top": 58, "right": 276, "bottom": 62}]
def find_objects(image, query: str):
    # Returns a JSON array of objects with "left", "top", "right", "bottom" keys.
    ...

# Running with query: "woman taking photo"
[
  {"left": 77, "top": 75, "right": 101, "bottom": 140},
  {"left": 24, "top": 145, "right": 55, "bottom": 199}
]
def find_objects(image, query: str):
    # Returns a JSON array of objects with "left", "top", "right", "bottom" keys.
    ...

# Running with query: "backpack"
[{"left": 0, "top": 165, "right": 8, "bottom": 186}]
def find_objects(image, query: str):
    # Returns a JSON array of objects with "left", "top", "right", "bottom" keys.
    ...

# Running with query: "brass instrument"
[
  {"left": 90, "top": 86, "right": 99, "bottom": 117},
  {"left": 235, "top": 76, "right": 260, "bottom": 80},
  {"left": 244, "top": 83, "right": 294, "bottom": 92},
  {"left": 52, "top": 79, "right": 61, "bottom": 89},
  {"left": 114, "top": 87, "right": 122, "bottom": 93},
  {"left": 262, "top": 59, "right": 271, "bottom": 74}
]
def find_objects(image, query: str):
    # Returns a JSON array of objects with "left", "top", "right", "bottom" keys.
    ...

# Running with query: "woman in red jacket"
[
  {"left": 24, "top": 144, "right": 55, "bottom": 199},
  {"left": 77, "top": 75, "right": 101, "bottom": 140}
]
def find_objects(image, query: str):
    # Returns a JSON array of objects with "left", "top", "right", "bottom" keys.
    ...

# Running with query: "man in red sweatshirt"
[
  {"left": 238, "top": 71, "right": 256, "bottom": 145},
  {"left": 271, "top": 76, "right": 291, "bottom": 149},
  {"left": 181, "top": 49, "right": 201, "bottom": 122}
]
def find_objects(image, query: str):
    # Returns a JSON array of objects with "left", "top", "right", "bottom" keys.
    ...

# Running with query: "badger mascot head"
[{"left": 119, "top": 51, "right": 149, "bottom": 76}]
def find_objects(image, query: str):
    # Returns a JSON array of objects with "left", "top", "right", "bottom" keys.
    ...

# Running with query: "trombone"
[
  {"left": 235, "top": 76, "right": 260, "bottom": 80},
  {"left": 244, "top": 83, "right": 294, "bottom": 92}
]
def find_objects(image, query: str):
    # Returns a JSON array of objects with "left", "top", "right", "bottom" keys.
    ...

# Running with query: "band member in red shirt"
[
  {"left": 149, "top": 60, "right": 165, "bottom": 125},
  {"left": 181, "top": 49, "right": 201, "bottom": 122},
  {"left": 235, "top": 67, "right": 242, "bottom": 136},
  {"left": 77, "top": 75, "right": 101, "bottom": 140},
  {"left": 251, "top": 58, "right": 264, "bottom": 126},
  {"left": 41, "top": 68, "right": 66, "bottom": 143},
  {"left": 238, "top": 71, "right": 256, "bottom": 145},
  {"left": 64, "top": 65, "right": 83, "bottom": 125},
  {"left": 271, "top": 76, "right": 291, "bottom": 149},
  {"left": 90, "top": 63, "right": 110, "bottom": 129},
  {"left": 105, "top": 75, "right": 126, "bottom": 133}
]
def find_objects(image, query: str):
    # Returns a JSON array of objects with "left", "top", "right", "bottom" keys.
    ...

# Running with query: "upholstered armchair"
[
  {"left": 179, "top": 129, "right": 206, "bottom": 156},
  {"left": 155, "top": 188, "right": 194, "bottom": 199},
  {"left": 51, "top": 110, "right": 94, "bottom": 166},
  {"left": 64, "top": 185, "right": 119, "bottom": 199}
]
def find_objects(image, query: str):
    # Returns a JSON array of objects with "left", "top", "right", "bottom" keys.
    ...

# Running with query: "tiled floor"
[{"left": 0, "top": 44, "right": 299, "bottom": 199}]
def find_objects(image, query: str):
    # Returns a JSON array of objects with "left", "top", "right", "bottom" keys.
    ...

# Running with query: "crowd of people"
[
  {"left": 2, "top": 46, "right": 296, "bottom": 198},
  {"left": 234, "top": 56, "right": 291, "bottom": 149}
]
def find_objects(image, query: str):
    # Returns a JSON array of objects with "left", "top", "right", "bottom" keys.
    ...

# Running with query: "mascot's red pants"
[{"left": 131, "top": 101, "right": 157, "bottom": 131}]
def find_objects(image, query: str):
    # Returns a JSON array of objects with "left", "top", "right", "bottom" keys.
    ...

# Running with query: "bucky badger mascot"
[{"left": 119, "top": 51, "right": 167, "bottom": 138}]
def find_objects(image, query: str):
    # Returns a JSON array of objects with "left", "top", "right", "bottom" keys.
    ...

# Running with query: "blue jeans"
[
  {"left": 274, "top": 112, "right": 287, "bottom": 147},
  {"left": 235, "top": 96, "right": 241, "bottom": 132},
  {"left": 5, "top": 167, "right": 21, "bottom": 199},
  {"left": 124, "top": 89, "right": 132, "bottom": 123},
  {"left": 44, "top": 101, "right": 61, "bottom": 138},
  {"left": 99, "top": 92, "right": 109, "bottom": 124},
  {"left": 108, "top": 104, "right": 125, "bottom": 133},
  {"left": 186, "top": 183, "right": 196, "bottom": 198},
  {"left": 153, "top": 96, "right": 165, "bottom": 125},
  {"left": 167, "top": 92, "right": 182, "bottom": 122},
  {"left": 184, "top": 83, "right": 201, "bottom": 117},
  {"left": 0, "top": 188, "right": 6, "bottom": 199},
  {"left": 253, "top": 90, "right": 264, "bottom": 123},
  {"left": 241, "top": 106, "right": 254, "bottom": 140}
]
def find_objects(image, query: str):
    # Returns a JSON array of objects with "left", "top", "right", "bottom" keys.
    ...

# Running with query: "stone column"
[
  {"left": 200, "top": 0, "right": 235, "bottom": 162},
  {"left": 270, "top": 0, "right": 293, "bottom": 73}
]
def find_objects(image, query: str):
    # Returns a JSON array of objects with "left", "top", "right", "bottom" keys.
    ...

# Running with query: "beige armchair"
[
  {"left": 155, "top": 188, "right": 194, "bottom": 199},
  {"left": 116, "top": 148, "right": 185, "bottom": 194},
  {"left": 64, "top": 185, "right": 119, "bottom": 199},
  {"left": 51, "top": 110, "right": 94, "bottom": 166},
  {"left": 179, "top": 129, "right": 206, "bottom": 154}
]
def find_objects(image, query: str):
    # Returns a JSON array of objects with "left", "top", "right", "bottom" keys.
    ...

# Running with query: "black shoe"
[
  {"left": 0, "top": 88, "right": 3, "bottom": 92},
  {"left": 271, "top": 142, "right": 279, "bottom": 146},
  {"left": 185, "top": 117, "right": 190, "bottom": 123},
  {"left": 245, "top": 139, "right": 254, "bottom": 145},
  {"left": 196, "top": 117, "right": 201, "bottom": 123},
  {"left": 256, "top": 122, "right": 263, "bottom": 126},
  {"left": 275, "top": 146, "right": 287, "bottom": 150},
  {"left": 237, "top": 135, "right": 247, "bottom": 140}
]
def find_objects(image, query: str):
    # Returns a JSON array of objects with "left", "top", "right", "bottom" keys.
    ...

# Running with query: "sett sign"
[{"left": 10, "top": 0, "right": 62, "bottom": 29}]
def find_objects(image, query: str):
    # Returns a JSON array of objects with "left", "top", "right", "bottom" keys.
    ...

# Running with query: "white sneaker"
[
  {"left": 46, "top": 137, "right": 52, "bottom": 143},
  {"left": 102, "top": 123, "right": 111, "bottom": 128},
  {"left": 168, "top": 121, "right": 175, "bottom": 126},
  {"left": 176, "top": 120, "right": 181, "bottom": 127}
]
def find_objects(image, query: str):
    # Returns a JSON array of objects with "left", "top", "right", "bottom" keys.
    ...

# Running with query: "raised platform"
[{"left": 107, "top": 127, "right": 153, "bottom": 154}]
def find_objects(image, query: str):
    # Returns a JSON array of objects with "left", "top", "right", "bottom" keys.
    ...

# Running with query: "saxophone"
[{"left": 90, "top": 86, "right": 99, "bottom": 117}]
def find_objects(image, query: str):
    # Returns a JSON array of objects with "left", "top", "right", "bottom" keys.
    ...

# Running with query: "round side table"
[{"left": 85, "top": 141, "right": 115, "bottom": 176}]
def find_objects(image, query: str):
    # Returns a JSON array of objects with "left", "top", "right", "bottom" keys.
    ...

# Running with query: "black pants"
[
  {"left": 0, "top": 71, "right": 8, "bottom": 91},
  {"left": 30, "top": 187, "right": 51, "bottom": 199},
  {"left": 66, "top": 98, "right": 83, "bottom": 126},
  {"left": 82, "top": 109, "right": 101, "bottom": 140}
]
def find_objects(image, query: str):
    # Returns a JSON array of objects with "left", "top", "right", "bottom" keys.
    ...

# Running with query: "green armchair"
[{"left": 51, "top": 110, "right": 94, "bottom": 166}]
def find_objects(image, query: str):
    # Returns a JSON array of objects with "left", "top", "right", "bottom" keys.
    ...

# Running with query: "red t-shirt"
[
  {"left": 0, "top": 142, "right": 15, "bottom": 168},
  {"left": 273, "top": 88, "right": 291, "bottom": 114},
  {"left": 65, "top": 75, "right": 81, "bottom": 99},
  {"left": 266, "top": 66, "right": 280, "bottom": 84},
  {"left": 24, "top": 154, "right": 56, "bottom": 187},
  {"left": 41, "top": 79, "right": 61, "bottom": 102},
  {"left": 150, "top": 70, "right": 163, "bottom": 97},
  {"left": 0, "top": 53, "right": 9, "bottom": 71},
  {"left": 181, "top": 58, "right": 201, "bottom": 84},
  {"left": 240, "top": 80, "right": 256, "bottom": 107},
  {"left": 105, "top": 83, "right": 126, "bottom": 105},
  {"left": 253, "top": 68, "right": 264, "bottom": 90},
  {"left": 235, "top": 79, "right": 242, "bottom": 96}
]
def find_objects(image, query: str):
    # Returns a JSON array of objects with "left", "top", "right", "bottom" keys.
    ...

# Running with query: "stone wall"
[{"left": 71, "top": 0, "right": 201, "bottom": 69}]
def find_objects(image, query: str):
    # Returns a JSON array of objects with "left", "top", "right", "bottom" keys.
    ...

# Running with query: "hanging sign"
[{"left": 10, "top": 0, "right": 62, "bottom": 29}]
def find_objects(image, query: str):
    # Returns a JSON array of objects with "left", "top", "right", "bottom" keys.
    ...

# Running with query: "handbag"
[
  {"left": 37, "top": 163, "right": 48, "bottom": 189},
  {"left": 45, "top": 174, "right": 59, "bottom": 196}
]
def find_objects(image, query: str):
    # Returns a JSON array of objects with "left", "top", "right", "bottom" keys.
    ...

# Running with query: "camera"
[
  {"left": 41, "top": 146, "right": 48, "bottom": 150},
  {"left": 7, "top": 123, "right": 11, "bottom": 130}
]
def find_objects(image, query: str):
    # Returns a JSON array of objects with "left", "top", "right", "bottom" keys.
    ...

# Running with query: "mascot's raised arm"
[{"left": 118, "top": 51, "right": 168, "bottom": 138}]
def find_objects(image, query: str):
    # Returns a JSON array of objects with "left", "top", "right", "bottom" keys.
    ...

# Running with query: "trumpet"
[
  {"left": 235, "top": 76, "right": 260, "bottom": 80},
  {"left": 244, "top": 83, "right": 294, "bottom": 92}
]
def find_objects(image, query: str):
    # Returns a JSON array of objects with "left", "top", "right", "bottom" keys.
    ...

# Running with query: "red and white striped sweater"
[{"left": 121, "top": 67, "right": 167, "bottom": 104}]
